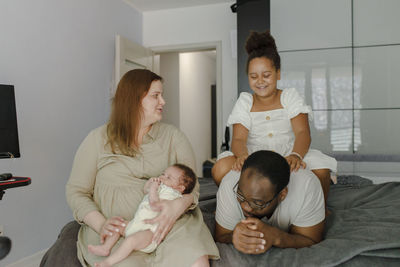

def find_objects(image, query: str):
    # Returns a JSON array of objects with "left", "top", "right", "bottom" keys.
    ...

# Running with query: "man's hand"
[
  {"left": 232, "top": 220, "right": 266, "bottom": 254},
  {"left": 243, "top": 217, "right": 325, "bottom": 249},
  {"left": 242, "top": 217, "right": 278, "bottom": 252}
]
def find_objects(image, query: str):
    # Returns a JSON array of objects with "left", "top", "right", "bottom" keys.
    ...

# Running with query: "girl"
[{"left": 212, "top": 30, "right": 337, "bottom": 204}]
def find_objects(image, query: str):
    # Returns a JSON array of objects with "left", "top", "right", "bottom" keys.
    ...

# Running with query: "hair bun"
[{"left": 245, "top": 30, "right": 277, "bottom": 55}]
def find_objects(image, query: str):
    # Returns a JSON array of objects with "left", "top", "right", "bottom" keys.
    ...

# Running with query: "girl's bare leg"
[
  {"left": 95, "top": 230, "right": 153, "bottom": 267},
  {"left": 312, "top": 168, "right": 331, "bottom": 216},
  {"left": 211, "top": 156, "right": 236, "bottom": 186},
  {"left": 88, "top": 232, "right": 120, "bottom": 256},
  {"left": 191, "top": 255, "right": 210, "bottom": 267}
]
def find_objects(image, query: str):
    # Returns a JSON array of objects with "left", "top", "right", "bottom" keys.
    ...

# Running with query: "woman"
[{"left": 66, "top": 69, "right": 219, "bottom": 266}]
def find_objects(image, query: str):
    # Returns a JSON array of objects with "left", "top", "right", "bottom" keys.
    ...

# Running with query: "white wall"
[
  {"left": 271, "top": 0, "right": 351, "bottom": 51},
  {"left": 159, "top": 52, "right": 180, "bottom": 127},
  {"left": 143, "top": 2, "right": 237, "bottom": 154},
  {"left": 180, "top": 52, "right": 216, "bottom": 176},
  {"left": 0, "top": 0, "right": 142, "bottom": 264}
]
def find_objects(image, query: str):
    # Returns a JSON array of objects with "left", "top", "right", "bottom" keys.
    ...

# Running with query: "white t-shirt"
[{"left": 215, "top": 169, "right": 325, "bottom": 232}]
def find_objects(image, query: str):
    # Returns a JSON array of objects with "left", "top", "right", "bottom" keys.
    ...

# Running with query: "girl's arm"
[
  {"left": 231, "top": 123, "right": 249, "bottom": 171},
  {"left": 231, "top": 123, "right": 249, "bottom": 157},
  {"left": 290, "top": 113, "right": 311, "bottom": 157},
  {"left": 288, "top": 113, "right": 311, "bottom": 171}
]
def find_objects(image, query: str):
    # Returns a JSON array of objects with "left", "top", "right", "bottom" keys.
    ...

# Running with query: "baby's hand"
[
  {"left": 285, "top": 155, "right": 306, "bottom": 172},
  {"left": 150, "top": 177, "right": 161, "bottom": 184},
  {"left": 149, "top": 178, "right": 161, "bottom": 192}
]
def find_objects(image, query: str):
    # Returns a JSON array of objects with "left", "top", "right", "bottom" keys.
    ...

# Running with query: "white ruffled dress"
[{"left": 219, "top": 88, "right": 337, "bottom": 173}]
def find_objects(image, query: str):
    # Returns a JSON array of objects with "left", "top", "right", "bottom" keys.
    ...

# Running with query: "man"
[{"left": 215, "top": 150, "right": 325, "bottom": 254}]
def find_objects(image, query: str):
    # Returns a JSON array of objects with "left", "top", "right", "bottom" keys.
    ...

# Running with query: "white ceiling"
[{"left": 125, "top": 0, "right": 234, "bottom": 12}]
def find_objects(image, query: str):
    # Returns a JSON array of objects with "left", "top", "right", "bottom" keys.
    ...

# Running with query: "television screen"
[{"left": 0, "top": 84, "right": 20, "bottom": 158}]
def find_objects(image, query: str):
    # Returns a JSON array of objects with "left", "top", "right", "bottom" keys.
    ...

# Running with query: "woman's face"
[
  {"left": 141, "top": 80, "right": 165, "bottom": 126},
  {"left": 248, "top": 57, "right": 280, "bottom": 97}
]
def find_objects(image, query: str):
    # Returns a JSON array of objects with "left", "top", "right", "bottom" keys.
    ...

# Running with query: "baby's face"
[{"left": 159, "top": 166, "right": 184, "bottom": 192}]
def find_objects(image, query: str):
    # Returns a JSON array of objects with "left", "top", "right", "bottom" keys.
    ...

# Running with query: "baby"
[{"left": 88, "top": 163, "right": 197, "bottom": 267}]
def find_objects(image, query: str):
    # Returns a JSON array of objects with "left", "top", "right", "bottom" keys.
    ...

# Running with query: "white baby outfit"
[
  {"left": 124, "top": 183, "right": 182, "bottom": 253},
  {"left": 219, "top": 88, "right": 337, "bottom": 173}
]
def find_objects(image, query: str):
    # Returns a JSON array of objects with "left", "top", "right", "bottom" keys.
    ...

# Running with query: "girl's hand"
[
  {"left": 285, "top": 154, "right": 306, "bottom": 172},
  {"left": 100, "top": 216, "right": 127, "bottom": 243},
  {"left": 144, "top": 198, "right": 186, "bottom": 245},
  {"left": 232, "top": 154, "right": 248, "bottom": 172}
]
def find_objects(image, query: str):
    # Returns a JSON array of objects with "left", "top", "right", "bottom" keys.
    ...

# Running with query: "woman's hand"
[
  {"left": 144, "top": 197, "right": 189, "bottom": 245},
  {"left": 285, "top": 154, "right": 306, "bottom": 172},
  {"left": 232, "top": 154, "right": 248, "bottom": 172},
  {"left": 100, "top": 216, "right": 127, "bottom": 243}
]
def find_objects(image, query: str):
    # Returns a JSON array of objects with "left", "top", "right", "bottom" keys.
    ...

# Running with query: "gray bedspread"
[
  {"left": 207, "top": 176, "right": 400, "bottom": 267},
  {"left": 41, "top": 176, "right": 400, "bottom": 267}
]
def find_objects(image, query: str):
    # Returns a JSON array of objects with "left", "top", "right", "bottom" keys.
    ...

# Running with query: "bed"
[{"left": 40, "top": 175, "right": 400, "bottom": 266}]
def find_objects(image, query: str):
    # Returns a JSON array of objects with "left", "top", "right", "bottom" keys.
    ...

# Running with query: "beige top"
[{"left": 66, "top": 122, "right": 219, "bottom": 267}]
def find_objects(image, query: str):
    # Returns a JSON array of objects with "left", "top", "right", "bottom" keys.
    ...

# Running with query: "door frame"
[
  {"left": 114, "top": 34, "right": 154, "bottom": 96},
  {"left": 150, "top": 41, "right": 223, "bottom": 159}
]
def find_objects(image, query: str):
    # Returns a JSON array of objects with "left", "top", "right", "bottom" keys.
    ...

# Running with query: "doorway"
[{"left": 152, "top": 43, "right": 222, "bottom": 177}]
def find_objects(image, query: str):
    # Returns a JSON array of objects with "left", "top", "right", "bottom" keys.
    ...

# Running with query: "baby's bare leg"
[
  {"left": 212, "top": 156, "right": 236, "bottom": 186},
  {"left": 95, "top": 230, "right": 153, "bottom": 267},
  {"left": 88, "top": 232, "right": 120, "bottom": 256}
]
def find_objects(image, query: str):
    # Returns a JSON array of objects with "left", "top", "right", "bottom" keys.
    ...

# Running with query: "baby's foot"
[
  {"left": 94, "top": 261, "right": 111, "bottom": 267},
  {"left": 88, "top": 244, "right": 110, "bottom": 257}
]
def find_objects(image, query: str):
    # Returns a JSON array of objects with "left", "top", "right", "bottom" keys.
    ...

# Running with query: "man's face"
[{"left": 236, "top": 168, "right": 281, "bottom": 219}]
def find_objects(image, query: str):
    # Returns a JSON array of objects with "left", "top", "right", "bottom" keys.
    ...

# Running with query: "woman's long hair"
[{"left": 107, "top": 69, "right": 163, "bottom": 156}]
